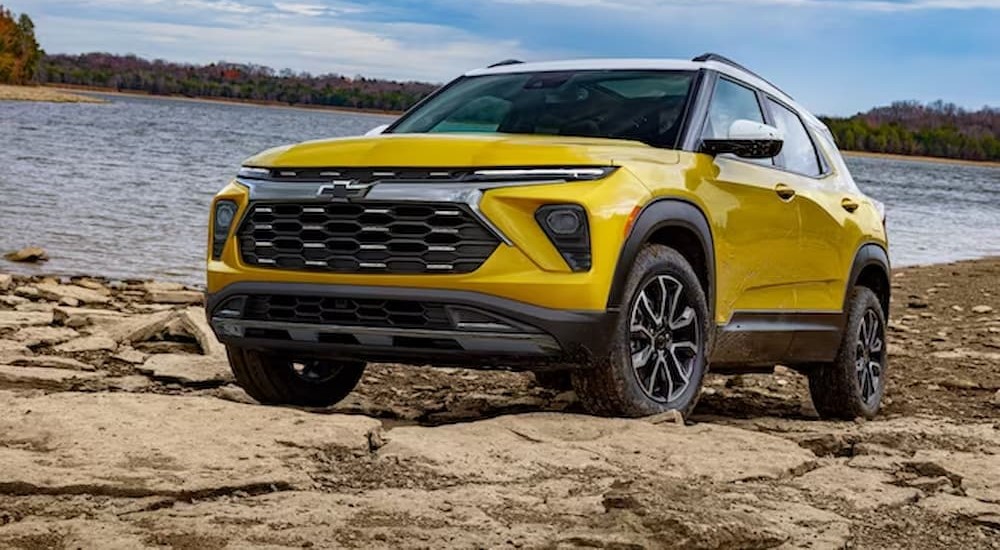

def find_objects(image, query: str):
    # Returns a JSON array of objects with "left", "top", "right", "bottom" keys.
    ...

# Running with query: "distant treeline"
[
  {"left": 822, "top": 101, "right": 1000, "bottom": 162},
  {"left": 37, "top": 53, "right": 439, "bottom": 112},
  {"left": 0, "top": 5, "right": 42, "bottom": 84}
]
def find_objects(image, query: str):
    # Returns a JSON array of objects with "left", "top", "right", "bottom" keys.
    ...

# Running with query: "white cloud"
[
  {"left": 491, "top": 0, "right": 1000, "bottom": 10},
  {"left": 34, "top": 15, "right": 528, "bottom": 82},
  {"left": 273, "top": 2, "right": 330, "bottom": 16}
]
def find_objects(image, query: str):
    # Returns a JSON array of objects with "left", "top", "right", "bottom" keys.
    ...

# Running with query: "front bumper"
[{"left": 206, "top": 282, "right": 617, "bottom": 369}]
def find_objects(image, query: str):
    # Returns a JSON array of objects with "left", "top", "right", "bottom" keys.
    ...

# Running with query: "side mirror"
[
  {"left": 365, "top": 124, "right": 390, "bottom": 136},
  {"left": 702, "top": 120, "right": 783, "bottom": 159}
]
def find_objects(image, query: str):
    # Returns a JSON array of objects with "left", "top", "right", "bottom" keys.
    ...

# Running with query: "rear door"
[{"left": 700, "top": 77, "right": 802, "bottom": 315}]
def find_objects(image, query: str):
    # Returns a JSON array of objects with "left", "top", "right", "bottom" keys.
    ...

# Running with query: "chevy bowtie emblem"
[{"left": 316, "top": 180, "right": 373, "bottom": 201}]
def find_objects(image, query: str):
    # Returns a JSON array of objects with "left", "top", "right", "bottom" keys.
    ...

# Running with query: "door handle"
[
  {"left": 841, "top": 197, "right": 860, "bottom": 213},
  {"left": 774, "top": 183, "right": 796, "bottom": 201}
]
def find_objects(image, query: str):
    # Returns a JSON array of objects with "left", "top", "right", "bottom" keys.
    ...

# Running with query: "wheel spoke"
[
  {"left": 638, "top": 291, "right": 660, "bottom": 324},
  {"left": 870, "top": 335, "right": 883, "bottom": 354},
  {"left": 867, "top": 312, "right": 880, "bottom": 347},
  {"left": 669, "top": 348, "right": 691, "bottom": 385},
  {"left": 658, "top": 352, "right": 673, "bottom": 398},
  {"left": 630, "top": 320, "right": 653, "bottom": 339},
  {"left": 657, "top": 277, "right": 672, "bottom": 323},
  {"left": 859, "top": 316, "right": 870, "bottom": 347},
  {"left": 670, "top": 306, "right": 695, "bottom": 330},
  {"left": 869, "top": 360, "right": 882, "bottom": 380},
  {"left": 645, "top": 355, "right": 663, "bottom": 395},
  {"left": 632, "top": 344, "right": 654, "bottom": 369}
]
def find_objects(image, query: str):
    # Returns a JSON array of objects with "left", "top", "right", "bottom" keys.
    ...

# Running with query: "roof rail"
[
  {"left": 487, "top": 59, "right": 524, "bottom": 68},
  {"left": 692, "top": 52, "right": 792, "bottom": 99}
]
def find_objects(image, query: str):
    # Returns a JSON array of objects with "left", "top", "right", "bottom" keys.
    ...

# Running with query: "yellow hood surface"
[{"left": 245, "top": 133, "right": 679, "bottom": 168}]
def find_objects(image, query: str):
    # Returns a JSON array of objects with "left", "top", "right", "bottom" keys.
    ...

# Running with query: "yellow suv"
[{"left": 207, "top": 54, "right": 890, "bottom": 419}]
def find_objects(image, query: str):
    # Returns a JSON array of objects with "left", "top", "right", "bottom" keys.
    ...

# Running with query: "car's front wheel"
[
  {"left": 807, "top": 287, "right": 888, "bottom": 419},
  {"left": 227, "top": 347, "right": 366, "bottom": 407},
  {"left": 572, "top": 245, "right": 711, "bottom": 418}
]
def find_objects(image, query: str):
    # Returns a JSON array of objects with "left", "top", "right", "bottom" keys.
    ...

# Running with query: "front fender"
[{"left": 606, "top": 198, "right": 716, "bottom": 318}]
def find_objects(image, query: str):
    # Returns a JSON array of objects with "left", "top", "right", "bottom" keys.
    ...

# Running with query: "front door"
[{"left": 700, "top": 77, "right": 802, "bottom": 320}]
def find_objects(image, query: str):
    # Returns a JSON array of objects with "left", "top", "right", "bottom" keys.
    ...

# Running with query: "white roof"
[{"left": 465, "top": 58, "right": 823, "bottom": 129}]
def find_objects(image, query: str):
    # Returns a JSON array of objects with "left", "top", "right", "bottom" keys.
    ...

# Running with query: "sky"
[{"left": 7, "top": 0, "right": 1000, "bottom": 115}]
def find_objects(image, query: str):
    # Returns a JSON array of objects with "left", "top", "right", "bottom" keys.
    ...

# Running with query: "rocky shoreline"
[
  {"left": 0, "top": 85, "right": 105, "bottom": 104},
  {"left": 0, "top": 259, "right": 998, "bottom": 549}
]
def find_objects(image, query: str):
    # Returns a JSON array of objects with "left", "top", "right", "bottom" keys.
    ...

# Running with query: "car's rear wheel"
[
  {"left": 572, "top": 245, "right": 710, "bottom": 418},
  {"left": 807, "top": 287, "right": 887, "bottom": 419},
  {"left": 227, "top": 346, "right": 366, "bottom": 407}
]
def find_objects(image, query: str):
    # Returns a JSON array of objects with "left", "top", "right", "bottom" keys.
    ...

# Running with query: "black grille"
[
  {"left": 244, "top": 295, "right": 452, "bottom": 329},
  {"left": 237, "top": 202, "right": 500, "bottom": 274}
]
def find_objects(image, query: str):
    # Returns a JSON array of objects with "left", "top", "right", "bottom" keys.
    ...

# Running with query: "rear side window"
[
  {"left": 701, "top": 78, "right": 765, "bottom": 139},
  {"left": 766, "top": 99, "right": 822, "bottom": 177}
]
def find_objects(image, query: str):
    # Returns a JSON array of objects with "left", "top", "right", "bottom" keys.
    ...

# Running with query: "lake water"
[{"left": 2, "top": 93, "right": 999, "bottom": 285}]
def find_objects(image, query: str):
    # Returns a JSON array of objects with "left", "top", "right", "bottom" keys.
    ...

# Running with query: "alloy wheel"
[
  {"left": 628, "top": 275, "right": 701, "bottom": 403},
  {"left": 856, "top": 308, "right": 885, "bottom": 406}
]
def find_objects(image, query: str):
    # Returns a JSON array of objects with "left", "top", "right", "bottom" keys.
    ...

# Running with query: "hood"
[{"left": 244, "top": 133, "right": 679, "bottom": 168}]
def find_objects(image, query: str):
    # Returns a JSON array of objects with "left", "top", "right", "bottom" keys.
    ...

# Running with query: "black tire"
[
  {"left": 808, "top": 287, "right": 887, "bottom": 420},
  {"left": 532, "top": 370, "right": 574, "bottom": 391},
  {"left": 572, "top": 245, "right": 711, "bottom": 418},
  {"left": 227, "top": 346, "right": 366, "bottom": 407}
]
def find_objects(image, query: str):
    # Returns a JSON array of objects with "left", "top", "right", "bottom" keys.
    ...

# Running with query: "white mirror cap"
[
  {"left": 728, "top": 120, "right": 783, "bottom": 141},
  {"left": 365, "top": 124, "right": 390, "bottom": 136}
]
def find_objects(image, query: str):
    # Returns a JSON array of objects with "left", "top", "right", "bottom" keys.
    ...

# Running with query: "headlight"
[
  {"left": 536, "top": 204, "right": 591, "bottom": 272},
  {"left": 470, "top": 167, "right": 616, "bottom": 182},
  {"left": 237, "top": 166, "right": 271, "bottom": 180},
  {"left": 211, "top": 200, "right": 238, "bottom": 260}
]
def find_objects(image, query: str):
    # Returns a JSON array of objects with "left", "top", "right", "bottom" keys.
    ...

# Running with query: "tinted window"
[
  {"left": 702, "top": 78, "right": 764, "bottom": 139},
  {"left": 391, "top": 71, "right": 695, "bottom": 148},
  {"left": 767, "top": 99, "right": 822, "bottom": 176}
]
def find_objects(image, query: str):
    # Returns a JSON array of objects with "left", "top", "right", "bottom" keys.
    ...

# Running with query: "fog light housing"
[
  {"left": 536, "top": 204, "right": 591, "bottom": 272},
  {"left": 545, "top": 209, "right": 582, "bottom": 235},
  {"left": 212, "top": 200, "right": 238, "bottom": 260}
]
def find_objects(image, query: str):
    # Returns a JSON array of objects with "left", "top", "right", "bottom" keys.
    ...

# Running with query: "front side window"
[
  {"left": 390, "top": 70, "right": 695, "bottom": 148},
  {"left": 701, "top": 78, "right": 765, "bottom": 139},
  {"left": 766, "top": 99, "right": 822, "bottom": 177}
]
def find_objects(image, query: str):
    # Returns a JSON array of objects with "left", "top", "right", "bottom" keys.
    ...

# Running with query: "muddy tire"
[
  {"left": 808, "top": 287, "right": 887, "bottom": 420},
  {"left": 572, "top": 245, "right": 710, "bottom": 418},
  {"left": 227, "top": 347, "right": 366, "bottom": 408}
]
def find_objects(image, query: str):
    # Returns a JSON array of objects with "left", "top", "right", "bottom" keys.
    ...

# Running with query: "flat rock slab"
[
  {"left": 54, "top": 335, "right": 117, "bottom": 353},
  {"left": 909, "top": 450, "right": 1000, "bottom": 503},
  {"left": 137, "top": 353, "right": 232, "bottom": 386},
  {"left": 34, "top": 283, "right": 111, "bottom": 305},
  {"left": 0, "top": 391, "right": 381, "bottom": 497},
  {"left": 9, "top": 355, "right": 96, "bottom": 371},
  {"left": 381, "top": 413, "right": 817, "bottom": 484},
  {"left": 12, "top": 326, "right": 79, "bottom": 347},
  {"left": 792, "top": 464, "right": 921, "bottom": 510},
  {"left": 0, "top": 310, "right": 52, "bottom": 328},
  {"left": 0, "top": 364, "right": 103, "bottom": 389}
]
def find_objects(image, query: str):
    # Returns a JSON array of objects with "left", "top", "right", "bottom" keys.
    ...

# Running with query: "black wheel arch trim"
[
  {"left": 607, "top": 198, "right": 716, "bottom": 320},
  {"left": 845, "top": 242, "right": 891, "bottom": 317}
]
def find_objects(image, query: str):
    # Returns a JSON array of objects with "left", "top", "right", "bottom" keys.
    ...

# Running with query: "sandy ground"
[
  {"left": 0, "top": 259, "right": 997, "bottom": 549},
  {"left": 0, "top": 85, "right": 105, "bottom": 104}
]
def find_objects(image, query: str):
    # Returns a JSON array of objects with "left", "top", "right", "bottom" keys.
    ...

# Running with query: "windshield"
[{"left": 390, "top": 70, "right": 696, "bottom": 148}]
